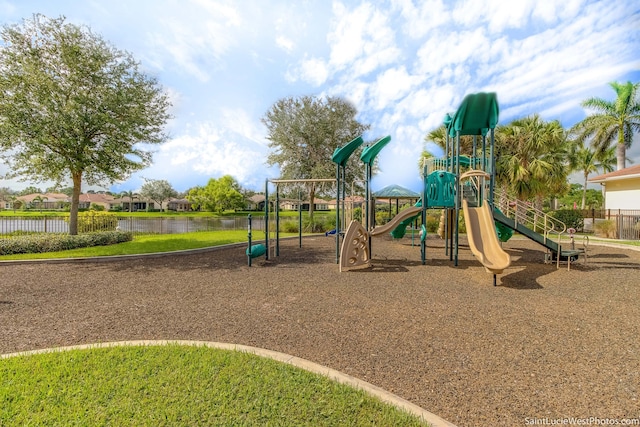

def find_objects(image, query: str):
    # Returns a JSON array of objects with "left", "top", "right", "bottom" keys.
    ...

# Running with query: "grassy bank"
[{"left": 0, "top": 344, "right": 428, "bottom": 426}]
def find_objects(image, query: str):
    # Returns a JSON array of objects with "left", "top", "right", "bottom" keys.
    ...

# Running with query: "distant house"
[
  {"left": 246, "top": 194, "right": 266, "bottom": 211},
  {"left": 78, "top": 193, "right": 116, "bottom": 210},
  {"left": 16, "top": 192, "right": 69, "bottom": 210},
  {"left": 113, "top": 196, "right": 153, "bottom": 212},
  {"left": 1, "top": 195, "right": 10, "bottom": 210},
  {"left": 327, "top": 195, "right": 365, "bottom": 210},
  {"left": 279, "top": 198, "right": 330, "bottom": 211},
  {"left": 167, "top": 198, "right": 192, "bottom": 212},
  {"left": 588, "top": 164, "right": 640, "bottom": 210}
]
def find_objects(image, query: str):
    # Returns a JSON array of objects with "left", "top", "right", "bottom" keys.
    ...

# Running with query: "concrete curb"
[{"left": 1, "top": 340, "right": 457, "bottom": 427}]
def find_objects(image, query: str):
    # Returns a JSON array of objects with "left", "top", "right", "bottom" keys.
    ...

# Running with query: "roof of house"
[
  {"left": 588, "top": 164, "right": 640, "bottom": 183},
  {"left": 78, "top": 193, "right": 116, "bottom": 203},
  {"left": 247, "top": 194, "right": 265, "bottom": 203}
]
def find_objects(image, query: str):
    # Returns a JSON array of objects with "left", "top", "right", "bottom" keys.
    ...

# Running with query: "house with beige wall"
[{"left": 589, "top": 164, "right": 640, "bottom": 210}]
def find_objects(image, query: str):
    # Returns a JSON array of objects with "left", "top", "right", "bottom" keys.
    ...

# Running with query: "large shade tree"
[
  {"left": 572, "top": 81, "right": 640, "bottom": 171},
  {"left": 139, "top": 179, "right": 177, "bottom": 211},
  {"left": 186, "top": 175, "right": 245, "bottom": 213},
  {"left": 0, "top": 15, "right": 171, "bottom": 234},
  {"left": 262, "top": 95, "right": 370, "bottom": 219}
]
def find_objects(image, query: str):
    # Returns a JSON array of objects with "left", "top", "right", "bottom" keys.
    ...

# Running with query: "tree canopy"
[
  {"left": 262, "top": 95, "right": 370, "bottom": 217},
  {"left": 567, "top": 143, "right": 615, "bottom": 209},
  {"left": 571, "top": 81, "right": 640, "bottom": 171},
  {"left": 139, "top": 179, "right": 177, "bottom": 211},
  {"left": 186, "top": 175, "right": 245, "bottom": 213},
  {"left": 495, "top": 115, "right": 570, "bottom": 207},
  {"left": 0, "top": 15, "right": 171, "bottom": 234}
]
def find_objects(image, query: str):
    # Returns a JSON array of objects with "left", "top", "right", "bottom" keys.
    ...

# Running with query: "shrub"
[
  {"left": 550, "top": 209, "right": 584, "bottom": 231},
  {"left": 0, "top": 231, "right": 133, "bottom": 255},
  {"left": 89, "top": 203, "right": 106, "bottom": 211},
  {"left": 323, "top": 215, "right": 336, "bottom": 230},
  {"left": 66, "top": 209, "right": 119, "bottom": 233},
  {"left": 594, "top": 219, "right": 616, "bottom": 238},
  {"left": 303, "top": 217, "right": 327, "bottom": 233},
  {"left": 352, "top": 207, "right": 362, "bottom": 222},
  {"left": 375, "top": 210, "right": 390, "bottom": 226},
  {"left": 282, "top": 220, "right": 299, "bottom": 233},
  {"left": 425, "top": 214, "right": 440, "bottom": 233},
  {"left": 457, "top": 212, "right": 466, "bottom": 234}
]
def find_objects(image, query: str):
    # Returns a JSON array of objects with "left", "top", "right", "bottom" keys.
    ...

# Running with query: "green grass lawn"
[
  {"left": 0, "top": 345, "right": 429, "bottom": 426},
  {"left": 0, "top": 230, "right": 304, "bottom": 260}
]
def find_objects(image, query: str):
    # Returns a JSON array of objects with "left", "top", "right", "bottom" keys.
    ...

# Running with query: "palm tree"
[
  {"left": 424, "top": 125, "right": 477, "bottom": 155},
  {"left": 120, "top": 190, "right": 138, "bottom": 213},
  {"left": 495, "top": 115, "right": 570, "bottom": 209},
  {"left": 568, "top": 143, "right": 616, "bottom": 209},
  {"left": 571, "top": 81, "right": 640, "bottom": 171}
]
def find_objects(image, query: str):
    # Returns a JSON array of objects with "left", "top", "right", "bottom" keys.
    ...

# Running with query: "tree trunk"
[
  {"left": 69, "top": 172, "right": 82, "bottom": 235},
  {"left": 308, "top": 184, "right": 315, "bottom": 221},
  {"left": 616, "top": 135, "right": 626, "bottom": 170},
  {"left": 581, "top": 173, "right": 588, "bottom": 210}
]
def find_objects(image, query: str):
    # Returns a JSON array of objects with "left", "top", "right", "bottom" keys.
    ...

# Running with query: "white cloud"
[
  {"left": 295, "top": 56, "right": 330, "bottom": 86},
  {"left": 143, "top": 1, "right": 243, "bottom": 82},
  {"left": 218, "top": 108, "right": 268, "bottom": 146},
  {"left": 370, "top": 66, "right": 419, "bottom": 109},
  {"left": 276, "top": 35, "right": 295, "bottom": 53},
  {"left": 391, "top": 0, "right": 450, "bottom": 39},
  {"left": 158, "top": 122, "right": 266, "bottom": 185}
]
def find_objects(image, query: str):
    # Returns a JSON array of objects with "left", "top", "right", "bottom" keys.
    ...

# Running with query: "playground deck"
[{"left": 1, "top": 236, "right": 639, "bottom": 427}]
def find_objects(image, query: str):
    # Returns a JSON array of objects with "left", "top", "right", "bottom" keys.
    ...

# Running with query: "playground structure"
[
  {"left": 252, "top": 91, "right": 586, "bottom": 282},
  {"left": 337, "top": 91, "right": 585, "bottom": 283}
]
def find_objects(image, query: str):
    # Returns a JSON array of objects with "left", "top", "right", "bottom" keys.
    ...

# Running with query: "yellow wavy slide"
[{"left": 462, "top": 199, "right": 511, "bottom": 276}]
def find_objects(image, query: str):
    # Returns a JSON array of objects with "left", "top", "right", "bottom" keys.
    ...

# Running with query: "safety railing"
[{"left": 494, "top": 189, "right": 567, "bottom": 244}]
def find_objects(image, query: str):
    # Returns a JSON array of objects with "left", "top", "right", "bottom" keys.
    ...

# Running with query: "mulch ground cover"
[{"left": 1, "top": 234, "right": 639, "bottom": 427}]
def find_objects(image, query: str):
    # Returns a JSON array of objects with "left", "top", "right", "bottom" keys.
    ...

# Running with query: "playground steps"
[{"left": 462, "top": 183, "right": 478, "bottom": 207}]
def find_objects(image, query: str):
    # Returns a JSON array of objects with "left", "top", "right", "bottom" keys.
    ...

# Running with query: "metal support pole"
[
  {"left": 276, "top": 184, "right": 280, "bottom": 257},
  {"left": 265, "top": 179, "right": 269, "bottom": 261},
  {"left": 489, "top": 128, "right": 496, "bottom": 206},
  {"left": 298, "top": 190, "right": 302, "bottom": 248},
  {"left": 454, "top": 131, "right": 460, "bottom": 266},
  {"left": 366, "top": 162, "right": 373, "bottom": 257},
  {"left": 335, "top": 163, "right": 341, "bottom": 264},
  {"left": 421, "top": 164, "right": 427, "bottom": 265},
  {"left": 247, "top": 214, "right": 252, "bottom": 267}
]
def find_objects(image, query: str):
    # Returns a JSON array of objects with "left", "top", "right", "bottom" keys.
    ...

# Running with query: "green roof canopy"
[
  {"left": 360, "top": 135, "right": 391, "bottom": 165},
  {"left": 331, "top": 135, "right": 364, "bottom": 167},
  {"left": 372, "top": 184, "right": 420, "bottom": 199},
  {"left": 448, "top": 92, "right": 499, "bottom": 137}
]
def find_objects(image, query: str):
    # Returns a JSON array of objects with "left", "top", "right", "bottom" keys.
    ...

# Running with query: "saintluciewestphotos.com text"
[{"left": 524, "top": 417, "right": 640, "bottom": 426}]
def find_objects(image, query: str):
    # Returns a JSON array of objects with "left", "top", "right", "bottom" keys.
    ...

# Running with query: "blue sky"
[{"left": 1, "top": 0, "right": 639, "bottom": 194}]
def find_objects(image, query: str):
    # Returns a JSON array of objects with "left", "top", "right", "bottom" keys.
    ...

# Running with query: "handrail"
[{"left": 493, "top": 189, "right": 567, "bottom": 246}]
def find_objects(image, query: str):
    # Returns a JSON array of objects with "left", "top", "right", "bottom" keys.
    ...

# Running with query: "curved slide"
[
  {"left": 370, "top": 207, "right": 422, "bottom": 237},
  {"left": 462, "top": 199, "right": 511, "bottom": 276}
]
